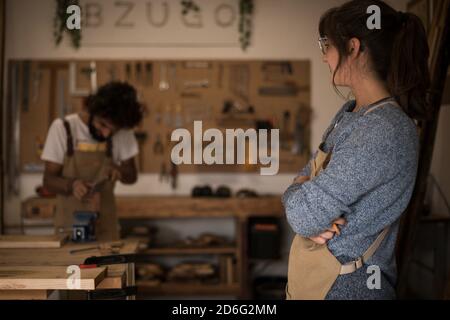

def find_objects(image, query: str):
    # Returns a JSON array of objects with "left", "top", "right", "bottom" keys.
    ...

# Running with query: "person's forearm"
[{"left": 43, "top": 174, "right": 74, "bottom": 195}]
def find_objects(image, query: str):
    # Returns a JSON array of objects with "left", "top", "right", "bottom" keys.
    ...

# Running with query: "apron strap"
[
  {"left": 62, "top": 119, "right": 74, "bottom": 157},
  {"left": 339, "top": 226, "right": 390, "bottom": 275},
  {"left": 363, "top": 99, "right": 400, "bottom": 116},
  {"left": 337, "top": 100, "right": 399, "bottom": 275}
]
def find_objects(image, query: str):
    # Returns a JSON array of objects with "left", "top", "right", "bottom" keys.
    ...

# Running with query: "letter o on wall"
[{"left": 215, "top": 4, "right": 236, "bottom": 28}]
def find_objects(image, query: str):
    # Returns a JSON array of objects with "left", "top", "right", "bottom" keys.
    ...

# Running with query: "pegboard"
[{"left": 9, "top": 59, "right": 311, "bottom": 174}]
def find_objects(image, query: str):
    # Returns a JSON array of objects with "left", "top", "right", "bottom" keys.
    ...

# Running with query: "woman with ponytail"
[{"left": 282, "top": 0, "right": 430, "bottom": 300}]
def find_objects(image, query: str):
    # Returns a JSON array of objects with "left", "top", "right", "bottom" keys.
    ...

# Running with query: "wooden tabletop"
[
  {"left": 0, "top": 239, "right": 140, "bottom": 293},
  {"left": 0, "top": 266, "right": 106, "bottom": 290}
]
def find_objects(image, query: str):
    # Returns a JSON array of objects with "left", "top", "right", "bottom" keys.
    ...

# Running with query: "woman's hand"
[
  {"left": 293, "top": 176, "right": 310, "bottom": 184},
  {"left": 308, "top": 218, "right": 346, "bottom": 245}
]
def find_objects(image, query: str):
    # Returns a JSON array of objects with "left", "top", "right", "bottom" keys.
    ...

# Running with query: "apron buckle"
[
  {"left": 354, "top": 257, "right": 364, "bottom": 269},
  {"left": 340, "top": 256, "right": 365, "bottom": 275}
]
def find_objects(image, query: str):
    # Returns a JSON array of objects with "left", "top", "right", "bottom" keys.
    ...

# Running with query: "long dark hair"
[{"left": 319, "top": 0, "right": 430, "bottom": 120}]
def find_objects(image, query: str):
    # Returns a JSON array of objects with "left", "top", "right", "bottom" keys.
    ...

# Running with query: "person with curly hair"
[{"left": 42, "top": 82, "right": 145, "bottom": 240}]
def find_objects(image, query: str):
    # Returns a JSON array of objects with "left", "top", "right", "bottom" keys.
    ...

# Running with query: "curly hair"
[{"left": 85, "top": 82, "right": 144, "bottom": 129}]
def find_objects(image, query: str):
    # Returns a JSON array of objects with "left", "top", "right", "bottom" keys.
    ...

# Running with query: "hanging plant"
[
  {"left": 181, "top": 0, "right": 200, "bottom": 15},
  {"left": 239, "top": 0, "right": 253, "bottom": 51},
  {"left": 180, "top": 0, "right": 254, "bottom": 51},
  {"left": 54, "top": 0, "right": 82, "bottom": 49}
]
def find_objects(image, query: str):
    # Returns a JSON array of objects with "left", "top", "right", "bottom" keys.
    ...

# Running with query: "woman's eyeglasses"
[{"left": 318, "top": 37, "right": 329, "bottom": 55}]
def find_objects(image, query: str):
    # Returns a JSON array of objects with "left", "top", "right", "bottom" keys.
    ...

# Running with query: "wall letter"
[
  {"left": 146, "top": 1, "right": 169, "bottom": 27},
  {"left": 115, "top": 1, "right": 135, "bottom": 28}
]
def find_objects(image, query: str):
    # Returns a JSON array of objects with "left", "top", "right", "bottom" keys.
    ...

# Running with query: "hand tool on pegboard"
[
  {"left": 153, "top": 134, "right": 164, "bottom": 155},
  {"left": 135, "top": 62, "right": 142, "bottom": 84},
  {"left": 22, "top": 61, "right": 31, "bottom": 112},
  {"left": 144, "top": 62, "right": 153, "bottom": 87},
  {"left": 159, "top": 62, "right": 169, "bottom": 91},
  {"left": 170, "top": 162, "right": 178, "bottom": 190},
  {"left": 125, "top": 63, "right": 132, "bottom": 82},
  {"left": 107, "top": 63, "right": 117, "bottom": 82},
  {"left": 32, "top": 68, "right": 42, "bottom": 104}
]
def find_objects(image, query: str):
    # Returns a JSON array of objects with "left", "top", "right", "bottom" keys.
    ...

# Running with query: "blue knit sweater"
[{"left": 282, "top": 98, "right": 419, "bottom": 300}]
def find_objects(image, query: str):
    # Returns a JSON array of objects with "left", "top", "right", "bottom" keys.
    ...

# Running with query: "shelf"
[
  {"left": 141, "top": 246, "right": 238, "bottom": 256},
  {"left": 137, "top": 281, "right": 240, "bottom": 296},
  {"left": 116, "top": 196, "right": 284, "bottom": 219}
]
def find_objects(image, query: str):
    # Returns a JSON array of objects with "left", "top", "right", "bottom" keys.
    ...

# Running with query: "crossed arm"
[
  {"left": 291, "top": 175, "right": 346, "bottom": 245},
  {"left": 283, "top": 123, "right": 398, "bottom": 245}
]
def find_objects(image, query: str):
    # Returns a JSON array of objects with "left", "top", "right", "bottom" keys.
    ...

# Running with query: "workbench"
[
  {"left": 18, "top": 195, "right": 285, "bottom": 299},
  {"left": 0, "top": 238, "right": 139, "bottom": 300}
]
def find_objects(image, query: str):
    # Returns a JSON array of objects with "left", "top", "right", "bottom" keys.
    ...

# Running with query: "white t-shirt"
[{"left": 41, "top": 113, "right": 139, "bottom": 165}]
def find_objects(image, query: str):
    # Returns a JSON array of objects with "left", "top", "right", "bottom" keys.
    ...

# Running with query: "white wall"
[
  {"left": 3, "top": 0, "right": 409, "bottom": 278},
  {"left": 3, "top": 0, "right": 355, "bottom": 226}
]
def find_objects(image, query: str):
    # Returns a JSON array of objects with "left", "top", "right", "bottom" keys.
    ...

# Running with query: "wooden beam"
[
  {"left": 0, "top": 234, "right": 69, "bottom": 249},
  {"left": 0, "top": 0, "right": 5, "bottom": 235},
  {"left": 96, "top": 264, "right": 127, "bottom": 289},
  {"left": 0, "top": 266, "right": 106, "bottom": 290},
  {"left": 0, "top": 290, "right": 53, "bottom": 300},
  {"left": 116, "top": 196, "right": 284, "bottom": 219},
  {"left": 0, "top": 240, "right": 139, "bottom": 267}
]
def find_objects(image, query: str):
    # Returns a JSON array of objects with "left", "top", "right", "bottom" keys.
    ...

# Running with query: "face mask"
[{"left": 88, "top": 115, "right": 108, "bottom": 142}]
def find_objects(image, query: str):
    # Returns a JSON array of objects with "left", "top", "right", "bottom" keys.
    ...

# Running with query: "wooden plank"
[
  {"left": 0, "top": 266, "right": 106, "bottom": 290},
  {"left": 142, "top": 246, "right": 237, "bottom": 255},
  {"left": 96, "top": 264, "right": 127, "bottom": 289},
  {"left": 0, "top": 290, "right": 53, "bottom": 300},
  {"left": 0, "top": 234, "right": 68, "bottom": 249},
  {"left": 116, "top": 196, "right": 284, "bottom": 219},
  {"left": 0, "top": 240, "right": 139, "bottom": 267},
  {"left": 0, "top": 0, "right": 5, "bottom": 235}
]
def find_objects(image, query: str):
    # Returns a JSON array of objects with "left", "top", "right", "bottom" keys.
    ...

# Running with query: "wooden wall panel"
[{"left": 14, "top": 59, "right": 311, "bottom": 174}]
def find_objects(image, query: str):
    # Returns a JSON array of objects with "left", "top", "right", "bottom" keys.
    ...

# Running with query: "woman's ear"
[{"left": 348, "top": 38, "right": 362, "bottom": 58}]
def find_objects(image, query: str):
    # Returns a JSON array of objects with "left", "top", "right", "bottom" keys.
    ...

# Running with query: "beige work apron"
[
  {"left": 286, "top": 101, "right": 398, "bottom": 300},
  {"left": 54, "top": 119, "right": 120, "bottom": 242}
]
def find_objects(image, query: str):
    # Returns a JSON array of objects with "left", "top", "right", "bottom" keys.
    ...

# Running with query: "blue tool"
[{"left": 72, "top": 211, "right": 98, "bottom": 242}]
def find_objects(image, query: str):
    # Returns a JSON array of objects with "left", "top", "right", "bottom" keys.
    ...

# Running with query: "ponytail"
[{"left": 388, "top": 12, "right": 431, "bottom": 120}]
